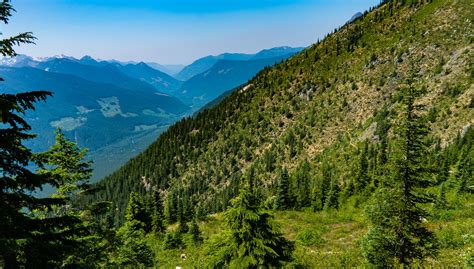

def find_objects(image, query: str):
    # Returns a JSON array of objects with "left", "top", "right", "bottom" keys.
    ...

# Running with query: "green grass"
[{"left": 147, "top": 191, "right": 473, "bottom": 268}]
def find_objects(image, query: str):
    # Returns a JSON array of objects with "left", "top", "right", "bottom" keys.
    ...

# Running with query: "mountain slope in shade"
[
  {"left": 36, "top": 58, "right": 161, "bottom": 94},
  {"left": 175, "top": 46, "right": 304, "bottom": 81},
  {"left": 74, "top": 56, "right": 183, "bottom": 93},
  {"left": 0, "top": 66, "right": 189, "bottom": 179},
  {"left": 113, "top": 62, "right": 183, "bottom": 94},
  {"left": 178, "top": 54, "right": 295, "bottom": 108},
  {"left": 145, "top": 62, "right": 185, "bottom": 76}
]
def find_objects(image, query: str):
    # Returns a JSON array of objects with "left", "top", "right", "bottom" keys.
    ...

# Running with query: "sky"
[{"left": 3, "top": 0, "right": 380, "bottom": 65}]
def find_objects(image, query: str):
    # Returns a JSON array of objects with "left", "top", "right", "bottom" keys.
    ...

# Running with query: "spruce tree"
[
  {"left": 434, "top": 182, "right": 447, "bottom": 209},
  {"left": 34, "top": 129, "right": 115, "bottom": 268},
  {"left": 123, "top": 192, "right": 150, "bottom": 232},
  {"left": 324, "top": 179, "right": 340, "bottom": 210},
  {"left": 116, "top": 192, "right": 154, "bottom": 266},
  {"left": 275, "top": 168, "right": 291, "bottom": 210},
  {"left": 35, "top": 129, "right": 93, "bottom": 200},
  {"left": 295, "top": 160, "right": 311, "bottom": 208},
  {"left": 362, "top": 82, "right": 438, "bottom": 267},
  {"left": 177, "top": 198, "right": 189, "bottom": 234},
  {"left": 355, "top": 141, "right": 370, "bottom": 192},
  {"left": 204, "top": 179, "right": 294, "bottom": 268},
  {"left": 0, "top": 2, "right": 90, "bottom": 266},
  {"left": 189, "top": 217, "right": 203, "bottom": 246},
  {"left": 151, "top": 190, "right": 165, "bottom": 235}
]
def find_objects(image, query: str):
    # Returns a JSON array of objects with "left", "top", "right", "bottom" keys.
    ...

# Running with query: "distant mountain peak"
[
  {"left": 80, "top": 55, "right": 95, "bottom": 61},
  {"left": 348, "top": 12, "right": 363, "bottom": 23}
]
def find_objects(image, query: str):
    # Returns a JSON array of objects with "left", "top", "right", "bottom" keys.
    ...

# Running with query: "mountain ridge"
[{"left": 175, "top": 46, "right": 304, "bottom": 81}]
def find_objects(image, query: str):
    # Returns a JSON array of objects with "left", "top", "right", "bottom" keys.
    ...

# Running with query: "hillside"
[{"left": 89, "top": 0, "right": 472, "bottom": 265}]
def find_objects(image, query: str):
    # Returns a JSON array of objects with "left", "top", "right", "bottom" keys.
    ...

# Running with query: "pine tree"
[
  {"left": 275, "top": 168, "right": 291, "bottom": 210},
  {"left": 455, "top": 147, "right": 473, "bottom": 194},
  {"left": 362, "top": 82, "right": 438, "bottom": 267},
  {"left": 204, "top": 180, "right": 294, "bottom": 268},
  {"left": 162, "top": 231, "right": 183, "bottom": 250},
  {"left": 164, "top": 191, "right": 177, "bottom": 224}
]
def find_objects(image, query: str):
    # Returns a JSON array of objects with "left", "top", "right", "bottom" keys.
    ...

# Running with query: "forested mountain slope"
[
  {"left": 90, "top": 0, "right": 473, "bottom": 231},
  {"left": 178, "top": 54, "right": 296, "bottom": 108}
]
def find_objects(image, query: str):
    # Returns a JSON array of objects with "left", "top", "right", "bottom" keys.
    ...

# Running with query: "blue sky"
[{"left": 4, "top": 0, "right": 379, "bottom": 64}]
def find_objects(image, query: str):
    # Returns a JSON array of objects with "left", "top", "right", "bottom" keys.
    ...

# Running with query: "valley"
[
  {"left": 1, "top": 0, "right": 472, "bottom": 268},
  {"left": 1, "top": 46, "right": 301, "bottom": 180}
]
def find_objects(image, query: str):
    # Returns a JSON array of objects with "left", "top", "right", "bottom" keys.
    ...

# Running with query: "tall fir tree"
[
  {"left": 34, "top": 129, "right": 115, "bottom": 268},
  {"left": 151, "top": 190, "right": 165, "bottom": 235},
  {"left": 204, "top": 179, "right": 294, "bottom": 268},
  {"left": 189, "top": 217, "right": 203, "bottom": 246},
  {"left": 115, "top": 192, "right": 154, "bottom": 267},
  {"left": 324, "top": 179, "right": 340, "bottom": 210},
  {"left": 362, "top": 79, "right": 438, "bottom": 267},
  {"left": 355, "top": 141, "right": 370, "bottom": 192},
  {"left": 275, "top": 168, "right": 291, "bottom": 210},
  {"left": 0, "top": 2, "right": 91, "bottom": 266}
]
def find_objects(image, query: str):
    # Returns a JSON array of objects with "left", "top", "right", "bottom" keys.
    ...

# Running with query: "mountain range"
[
  {"left": 0, "top": 46, "right": 304, "bottom": 179},
  {"left": 175, "top": 46, "right": 303, "bottom": 81}
]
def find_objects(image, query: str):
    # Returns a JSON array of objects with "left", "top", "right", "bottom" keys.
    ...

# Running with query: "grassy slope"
[{"left": 149, "top": 191, "right": 473, "bottom": 267}]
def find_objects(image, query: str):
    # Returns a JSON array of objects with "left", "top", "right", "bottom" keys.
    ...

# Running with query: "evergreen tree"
[
  {"left": 151, "top": 190, "right": 165, "bottom": 235},
  {"left": 35, "top": 129, "right": 92, "bottom": 200},
  {"left": 124, "top": 192, "right": 150, "bottom": 232},
  {"left": 275, "top": 168, "right": 291, "bottom": 210},
  {"left": 189, "top": 217, "right": 203, "bottom": 246},
  {"left": 434, "top": 182, "right": 448, "bottom": 209},
  {"left": 362, "top": 83, "right": 438, "bottom": 267},
  {"left": 436, "top": 157, "right": 450, "bottom": 183},
  {"left": 455, "top": 147, "right": 473, "bottom": 194},
  {"left": 204, "top": 180, "right": 294, "bottom": 268},
  {"left": 0, "top": 3, "right": 91, "bottom": 266},
  {"left": 162, "top": 231, "right": 183, "bottom": 250},
  {"left": 177, "top": 198, "right": 189, "bottom": 234},
  {"left": 311, "top": 186, "right": 324, "bottom": 212},
  {"left": 164, "top": 191, "right": 177, "bottom": 224},
  {"left": 324, "top": 179, "right": 340, "bottom": 210},
  {"left": 355, "top": 141, "right": 370, "bottom": 192},
  {"left": 34, "top": 129, "right": 116, "bottom": 268},
  {"left": 116, "top": 192, "right": 154, "bottom": 267},
  {"left": 295, "top": 160, "right": 311, "bottom": 208}
]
